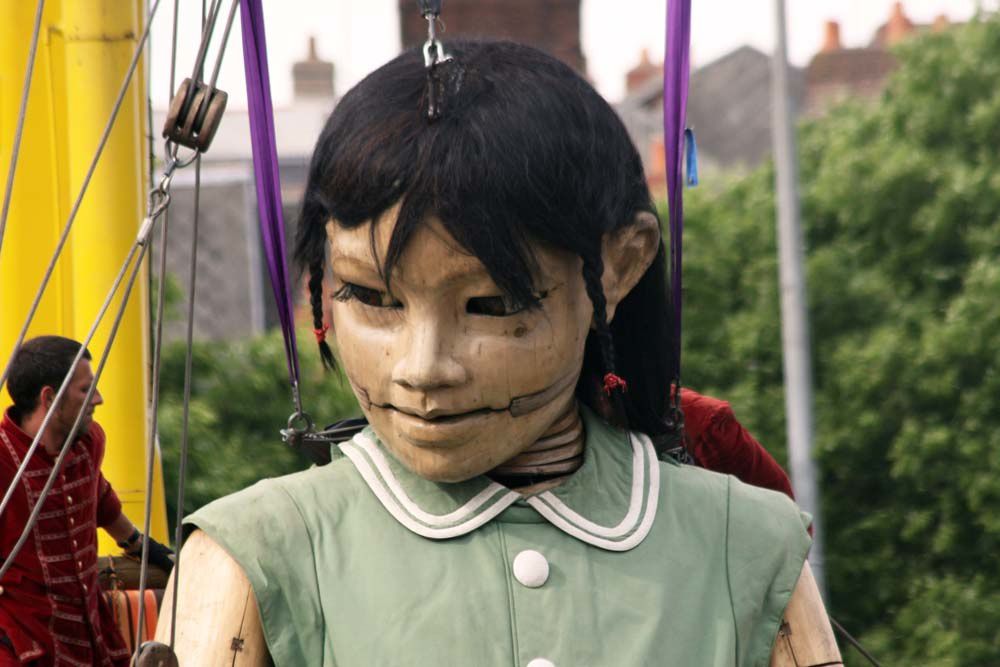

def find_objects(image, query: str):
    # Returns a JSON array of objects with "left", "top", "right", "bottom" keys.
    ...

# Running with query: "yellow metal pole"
[
  {"left": 0, "top": 0, "right": 69, "bottom": 339},
  {"left": 0, "top": 1, "right": 169, "bottom": 551}
]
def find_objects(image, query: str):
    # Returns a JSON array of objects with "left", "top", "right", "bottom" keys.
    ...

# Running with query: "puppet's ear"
[{"left": 600, "top": 211, "right": 660, "bottom": 323}]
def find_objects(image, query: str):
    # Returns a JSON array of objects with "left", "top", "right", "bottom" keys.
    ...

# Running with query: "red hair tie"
[
  {"left": 313, "top": 324, "right": 330, "bottom": 343},
  {"left": 602, "top": 372, "right": 628, "bottom": 395}
]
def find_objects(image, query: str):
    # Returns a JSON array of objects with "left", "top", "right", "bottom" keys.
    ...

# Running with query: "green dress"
[{"left": 187, "top": 408, "right": 811, "bottom": 667}]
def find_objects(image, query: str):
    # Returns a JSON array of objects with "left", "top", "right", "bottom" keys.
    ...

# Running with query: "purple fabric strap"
[
  {"left": 663, "top": 0, "right": 692, "bottom": 382},
  {"left": 240, "top": 0, "right": 301, "bottom": 387}
]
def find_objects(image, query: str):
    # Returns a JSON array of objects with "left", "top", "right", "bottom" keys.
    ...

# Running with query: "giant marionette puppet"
[{"left": 159, "top": 22, "right": 843, "bottom": 667}]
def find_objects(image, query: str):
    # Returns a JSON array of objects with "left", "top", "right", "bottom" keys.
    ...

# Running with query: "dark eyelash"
[
  {"left": 465, "top": 289, "right": 549, "bottom": 317},
  {"left": 333, "top": 283, "right": 401, "bottom": 308}
]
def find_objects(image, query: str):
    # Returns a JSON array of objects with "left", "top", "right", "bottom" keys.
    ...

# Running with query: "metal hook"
[
  {"left": 281, "top": 411, "right": 316, "bottom": 448},
  {"left": 423, "top": 39, "right": 451, "bottom": 68},
  {"left": 421, "top": 5, "right": 451, "bottom": 68}
]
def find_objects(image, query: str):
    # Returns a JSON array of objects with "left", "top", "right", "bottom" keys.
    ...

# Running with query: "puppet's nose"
[{"left": 391, "top": 322, "right": 467, "bottom": 390}]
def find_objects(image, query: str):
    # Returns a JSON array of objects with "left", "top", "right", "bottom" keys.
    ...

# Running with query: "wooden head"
[
  {"left": 325, "top": 210, "right": 658, "bottom": 482},
  {"left": 295, "top": 40, "right": 675, "bottom": 480}
]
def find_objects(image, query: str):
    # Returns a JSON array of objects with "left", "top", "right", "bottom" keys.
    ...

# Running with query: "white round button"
[
  {"left": 526, "top": 659, "right": 555, "bottom": 667},
  {"left": 512, "top": 549, "right": 549, "bottom": 588}
]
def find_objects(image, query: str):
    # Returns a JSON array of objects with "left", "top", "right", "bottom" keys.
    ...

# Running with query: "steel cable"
[
  {"left": 0, "top": 0, "right": 165, "bottom": 395},
  {"left": 0, "top": 0, "right": 46, "bottom": 262},
  {"left": 0, "top": 240, "right": 145, "bottom": 522},
  {"left": 166, "top": 0, "right": 190, "bottom": 650},
  {"left": 0, "top": 209, "right": 162, "bottom": 582},
  {"left": 169, "top": 155, "right": 201, "bottom": 649},
  {"left": 133, "top": 168, "right": 173, "bottom": 659}
]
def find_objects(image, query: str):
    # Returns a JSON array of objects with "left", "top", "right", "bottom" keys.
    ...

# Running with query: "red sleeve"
[
  {"left": 681, "top": 389, "right": 795, "bottom": 499},
  {"left": 95, "top": 473, "right": 123, "bottom": 528},
  {"left": 85, "top": 422, "right": 124, "bottom": 528}
]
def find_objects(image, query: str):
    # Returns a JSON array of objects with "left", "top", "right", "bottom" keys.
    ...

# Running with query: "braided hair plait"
[
  {"left": 580, "top": 254, "right": 628, "bottom": 424},
  {"left": 307, "top": 257, "right": 336, "bottom": 371}
]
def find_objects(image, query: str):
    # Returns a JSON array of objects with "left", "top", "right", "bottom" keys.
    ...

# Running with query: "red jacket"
[
  {"left": 681, "top": 389, "right": 795, "bottom": 499},
  {"left": 0, "top": 410, "right": 130, "bottom": 667}
]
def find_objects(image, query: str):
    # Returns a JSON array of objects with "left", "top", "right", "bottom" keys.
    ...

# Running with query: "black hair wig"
[
  {"left": 294, "top": 40, "right": 679, "bottom": 445},
  {"left": 7, "top": 336, "right": 91, "bottom": 421}
]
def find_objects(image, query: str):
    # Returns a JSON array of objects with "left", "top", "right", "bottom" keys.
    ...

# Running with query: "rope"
[
  {"left": 133, "top": 151, "right": 174, "bottom": 661},
  {"left": 208, "top": 0, "right": 240, "bottom": 91},
  {"left": 0, "top": 233, "right": 150, "bottom": 521},
  {"left": 0, "top": 201, "right": 165, "bottom": 581},
  {"left": 663, "top": 0, "right": 692, "bottom": 391},
  {"left": 0, "top": 0, "right": 166, "bottom": 396},
  {"left": 240, "top": 0, "right": 304, "bottom": 414},
  {"left": 167, "top": 0, "right": 196, "bottom": 648},
  {"left": 169, "top": 155, "right": 200, "bottom": 649},
  {"left": 0, "top": 0, "right": 46, "bottom": 262},
  {"left": 830, "top": 616, "right": 883, "bottom": 667}
]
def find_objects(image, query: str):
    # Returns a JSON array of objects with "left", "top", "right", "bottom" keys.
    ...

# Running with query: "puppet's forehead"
[
  {"left": 327, "top": 216, "right": 481, "bottom": 276},
  {"left": 325, "top": 213, "right": 572, "bottom": 293}
]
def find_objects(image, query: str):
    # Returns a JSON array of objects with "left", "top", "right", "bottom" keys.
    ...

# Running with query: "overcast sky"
[{"left": 150, "top": 1, "right": 993, "bottom": 107}]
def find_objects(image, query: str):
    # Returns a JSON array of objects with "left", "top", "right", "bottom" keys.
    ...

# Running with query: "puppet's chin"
[{"left": 365, "top": 400, "right": 566, "bottom": 483}]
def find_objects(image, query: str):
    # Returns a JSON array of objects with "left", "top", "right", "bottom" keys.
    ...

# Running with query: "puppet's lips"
[
  {"left": 389, "top": 404, "right": 494, "bottom": 423},
  {"left": 385, "top": 404, "right": 500, "bottom": 447}
]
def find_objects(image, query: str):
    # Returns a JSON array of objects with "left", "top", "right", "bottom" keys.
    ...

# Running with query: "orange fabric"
[
  {"left": 141, "top": 590, "right": 159, "bottom": 642},
  {"left": 105, "top": 591, "right": 133, "bottom": 652},
  {"left": 125, "top": 591, "right": 142, "bottom": 649},
  {"left": 108, "top": 589, "right": 159, "bottom": 651}
]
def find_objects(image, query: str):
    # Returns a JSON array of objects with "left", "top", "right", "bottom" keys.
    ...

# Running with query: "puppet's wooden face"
[{"left": 326, "top": 213, "right": 592, "bottom": 482}]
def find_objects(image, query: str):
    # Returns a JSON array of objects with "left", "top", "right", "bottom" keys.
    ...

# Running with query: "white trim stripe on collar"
[
  {"left": 526, "top": 432, "right": 659, "bottom": 551},
  {"left": 340, "top": 429, "right": 659, "bottom": 551},
  {"left": 341, "top": 434, "right": 521, "bottom": 539}
]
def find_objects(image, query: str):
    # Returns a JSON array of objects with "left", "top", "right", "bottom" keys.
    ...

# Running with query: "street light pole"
[{"left": 770, "top": 0, "right": 826, "bottom": 595}]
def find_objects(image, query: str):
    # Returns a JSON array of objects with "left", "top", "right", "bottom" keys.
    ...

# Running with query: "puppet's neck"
[{"left": 488, "top": 402, "right": 584, "bottom": 496}]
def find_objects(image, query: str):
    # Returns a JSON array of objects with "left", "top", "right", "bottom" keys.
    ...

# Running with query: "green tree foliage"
[
  {"left": 680, "top": 15, "right": 1000, "bottom": 665},
  {"left": 157, "top": 331, "right": 359, "bottom": 533}
]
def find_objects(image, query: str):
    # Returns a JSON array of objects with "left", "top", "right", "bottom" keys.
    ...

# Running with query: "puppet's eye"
[
  {"left": 334, "top": 283, "right": 401, "bottom": 309},
  {"left": 466, "top": 295, "right": 529, "bottom": 317},
  {"left": 466, "top": 290, "right": 550, "bottom": 317},
  {"left": 465, "top": 291, "right": 549, "bottom": 317}
]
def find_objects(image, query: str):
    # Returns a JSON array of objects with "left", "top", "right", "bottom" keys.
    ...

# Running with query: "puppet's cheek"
[{"left": 330, "top": 305, "right": 399, "bottom": 405}]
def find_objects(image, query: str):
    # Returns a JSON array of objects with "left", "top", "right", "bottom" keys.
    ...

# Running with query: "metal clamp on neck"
[{"left": 281, "top": 411, "right": 316, "bottom": 449}]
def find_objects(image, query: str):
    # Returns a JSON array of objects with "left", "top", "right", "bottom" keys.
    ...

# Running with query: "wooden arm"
[
  {"left": 154, "top": 530, "right": 271, "bottom": 666},
  {"left": 770, "top": 561, "right": 843, "bottom": 666}
]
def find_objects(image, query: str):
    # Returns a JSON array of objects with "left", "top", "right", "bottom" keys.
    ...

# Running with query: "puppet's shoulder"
[
  {"left": 184, "top": 458, "right": 363, "bottom": 555},
  {"left": 659, "top": 460, "right": 808, "bottom": 536}
]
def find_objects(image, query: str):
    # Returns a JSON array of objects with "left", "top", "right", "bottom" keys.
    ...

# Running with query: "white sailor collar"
[{"left": 338, "top": 406, "right": 662, "bottom": 552}]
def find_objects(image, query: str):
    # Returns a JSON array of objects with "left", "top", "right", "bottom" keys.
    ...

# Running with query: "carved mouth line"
[
  {"left": 380, "top": 404, "right": 501, "bottom": 423},
  {"left": 350, "top": 371, "right": 579, "bottom": 419}
]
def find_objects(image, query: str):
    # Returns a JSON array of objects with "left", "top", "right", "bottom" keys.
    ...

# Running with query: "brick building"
[
  {"left": 804, "top": 3, "right": 954, "bottom": 116},
  {"left": 398, "top": 0, "right": 586, "bottom": 74},
  {"left": 619, "top": 1, "right": 959, "bottom": 193}
]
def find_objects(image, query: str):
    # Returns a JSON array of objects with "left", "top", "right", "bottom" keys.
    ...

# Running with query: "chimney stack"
[
  {"left": 292, "top": 36, "right": 335, "bottom": 100},
  {"left": 820, "top": 20, "right": 842, "bottom": 53},
  {"left": 625, "top": 49, "right": 662, "bottom": 95},
  {"left": 884, "top": 2, "right": 915, "bottom": 45}
]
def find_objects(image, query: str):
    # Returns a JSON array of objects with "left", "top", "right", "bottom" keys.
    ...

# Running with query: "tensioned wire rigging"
[
  {"left": 0, "top": 0, "right": 170, "bottom": 528},
  {"left": 0, "top": 0, "right": 45, "bottom": 263},
  {"left": 0, "top": 0, "right": 237, "bottom": 661},
  {"left": 0, "top": 1, "right": 884, "bottom": 664},
  {"left": 136, "top": 0, "right": 239, "bottom": 650}
]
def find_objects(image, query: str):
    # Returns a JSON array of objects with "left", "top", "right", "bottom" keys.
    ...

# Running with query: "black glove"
[
  {"left": 142, "top": 535, "right": 175, "bottom": 575},
  {"left": 120, "top": 530, "right": 175, "bottom": 575}
]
